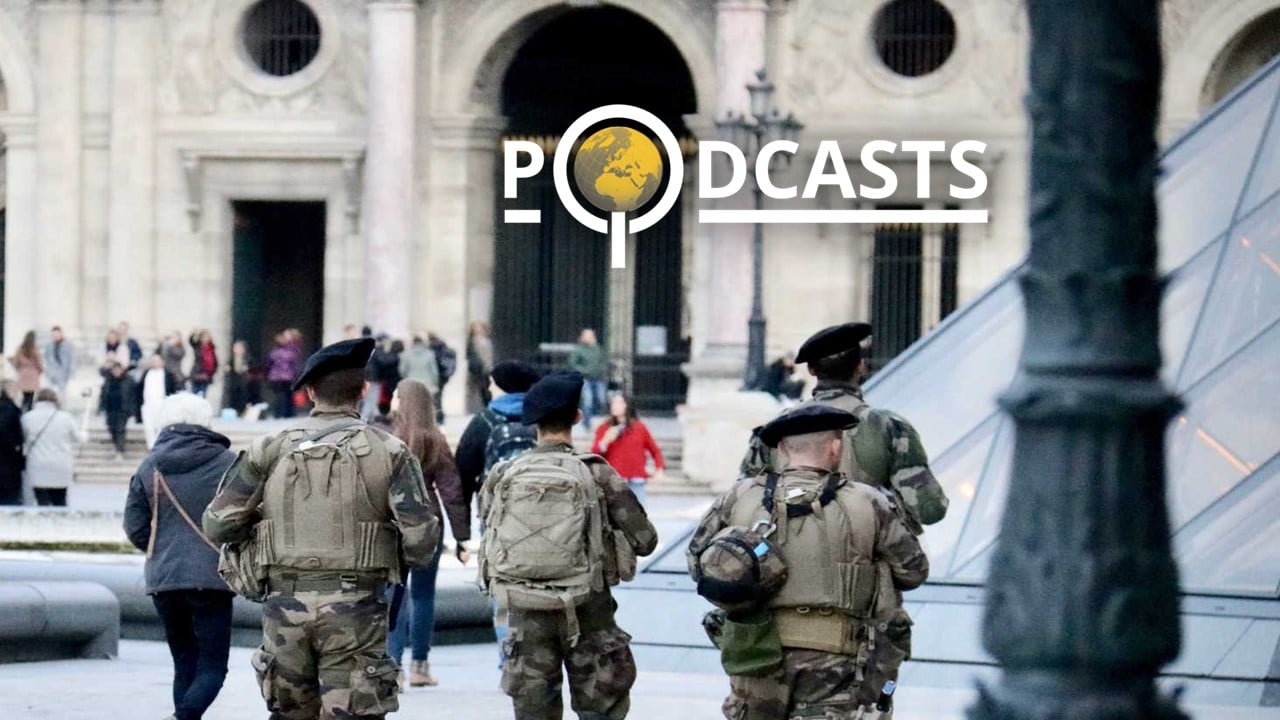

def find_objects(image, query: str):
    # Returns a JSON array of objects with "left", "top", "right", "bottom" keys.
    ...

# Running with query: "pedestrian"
[
  {"left": 222, "top": 340, "right": 258, "bottom": 416},
  {"left": 398, "top": 336, "right": 440, "bottom": 405},
  {"left": 42, "top": 326, "right": 75, "bottom": 401},
  {"left": 453, "top": 360, "right": 541, "bottom": 665},
  {"left": 376, "top": 339, "right": 404, "bottom": 417},
  {"left": 385, "top": 379, "right": 471, "bottom": 688},
  {"left": 567, "top": 328, "right": 608, "bottom": 428},
  {"left": 163, "top": 332, "right": 187, "bottom": 381},
  {"left": 689, "top": 405, "right": 929, "bottom": 719},
  {"left": 427, "top": 333, "right": 455, "bottom": 425},
  {"left": 116, "top": 321, "right": 144, "bottom": 373},
  {"left": 101, "top": 360, "right": 136, "bottom": 460},
  {"left": 465, "top": 322, "right": 494, "bottom": 414},
  {"left": 591, "top": 393, "right": 665, "bottom": 506},
  {"left": 10, "top": 330, "right": 44, "bottom": 412},
  {"left": 21, "top": 389, "right": 80, "bottom": 507},
  {"left": 739, "top": 322, "right": 949, "bottom": 703},
  {"left": 141, "top": 354, "right": 182, "bottom": 449},
  {"left": 479, "top": 371, "right": 658, "bottom": 720},
  {"left": 264, "top": 331, "right": 301, "bottom": 419},
  {"left": 122, "top": 392, "right": 236, "bottom": 720},
  {"left": 360, "top": 327, "right": 383, "bottom": 421},
  {"left": 0, "top": 382, "right": 25, "bottom": 505},
  {"left": 187, "top": 330, "right": 218, "bottom": 399},
  {"left": 202, "top": 337, "right": 441, "bottom": 719},
  {"left": 762, "top": 351, "right": 805, "bottom": 402}
]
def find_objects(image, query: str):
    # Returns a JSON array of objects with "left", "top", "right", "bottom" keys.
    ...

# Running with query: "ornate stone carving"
[
  {"left": 786, "top": 0, "right": 857, "bottom": 116},
  {"left": 156, "top": 0, "right": 367, "bottom": 116}
]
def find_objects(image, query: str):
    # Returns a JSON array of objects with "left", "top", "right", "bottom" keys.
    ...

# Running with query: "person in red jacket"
[{"left": 591, "top": 393, "right": 664, "bottom": 505}]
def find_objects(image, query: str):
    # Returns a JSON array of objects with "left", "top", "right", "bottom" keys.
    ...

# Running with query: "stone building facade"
[{"left": 0, "top": 0, "right": 1275, "bottom": 416}]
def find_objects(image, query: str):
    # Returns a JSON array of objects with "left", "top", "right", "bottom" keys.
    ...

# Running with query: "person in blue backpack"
[
  {"left": 454, "top": 360, "right": 542, "bottom": 506},
  {"left": 454, "top": 359, "right": 541, "bottom": 665}
]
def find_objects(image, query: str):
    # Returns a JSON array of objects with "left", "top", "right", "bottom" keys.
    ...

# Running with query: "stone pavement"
[{"left": 0, "top": 639, "right": 975, "bottom": 720}]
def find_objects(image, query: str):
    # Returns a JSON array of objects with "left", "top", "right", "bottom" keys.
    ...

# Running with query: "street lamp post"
[{"left": 717, "top": 69, "right": 803, "bottom": 391}]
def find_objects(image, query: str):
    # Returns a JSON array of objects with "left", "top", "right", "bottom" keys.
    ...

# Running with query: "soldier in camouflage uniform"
[
  {"left": 739, "top": 322, "right": 946, "bottom": 699},
  {"left": 203, "top": 338, "right": 440, "bottom": 720},
  {"left": 480, "top": 371, "right": 659, "bottom": 720},
  {"left": 691, "top": 405, "right": 928, "bottom": 719}
]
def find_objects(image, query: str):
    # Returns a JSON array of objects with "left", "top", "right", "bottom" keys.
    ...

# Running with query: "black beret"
[
  {"left": 522, "top": 371, "right": 584, "bottom": 424},
  {"left": 794, "top": 322, "right": 872, "bottom": 364},
  {"left": 758, "top": 405, "right": 858, "bottom": 448},
  {"left": 491, "top": 361, "right": 541, "bottom": 394},
  {"left": 292, "top": 337, "right": 376, "bottom": 392}
]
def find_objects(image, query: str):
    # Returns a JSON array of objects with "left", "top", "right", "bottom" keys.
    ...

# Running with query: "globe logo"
[
  {"left": 572, "top": 127, "right": 664, "bottom": 213},
  {"left": 552, "top": 105, "right": 684, "bottom": 269}
]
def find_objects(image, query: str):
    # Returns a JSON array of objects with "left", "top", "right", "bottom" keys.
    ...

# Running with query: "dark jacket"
[
  {"left": 123, "top": 425, "right": 236, "bottom": 594},
  {"left": 0, "top": 396, "right": 24, "bottom": 504},
  {"left": 100, "top": 370, "right": 138, "bottom": 416},
  {"left": 455, "top": 393, "right": 525, "bottom": 505}
]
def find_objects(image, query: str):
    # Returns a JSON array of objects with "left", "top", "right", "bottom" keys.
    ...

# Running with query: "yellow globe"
[{"left": 572, "top": 126, "right": 665, "bottom": 213}]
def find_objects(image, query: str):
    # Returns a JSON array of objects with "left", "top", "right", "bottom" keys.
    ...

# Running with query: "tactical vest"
[
  {"left": 728, "top": 471, "right": 882, "bottom": 655},
  {"left": 257, "top": 420, "right": 399, "bottom": 579}
]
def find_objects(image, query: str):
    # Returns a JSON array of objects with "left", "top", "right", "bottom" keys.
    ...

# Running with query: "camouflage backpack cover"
[{"left": 480, "top": 450, "right": 608, "bottom": 645}]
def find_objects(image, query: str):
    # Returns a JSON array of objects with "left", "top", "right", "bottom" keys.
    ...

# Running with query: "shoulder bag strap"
[
  {"left": 23, "top": 413, "right": 57, "bottom": 455},
  {"left": 150, "top": 469, "right": 220, "bottom": 555}
]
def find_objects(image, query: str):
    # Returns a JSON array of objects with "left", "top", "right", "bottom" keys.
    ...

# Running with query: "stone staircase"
[{"left": 74, "top": 419, "right": 709, "bottom": 495}]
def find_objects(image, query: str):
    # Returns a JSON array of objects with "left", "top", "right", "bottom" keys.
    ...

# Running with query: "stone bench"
[{"left": 0, "top": 581, "right": 120, "bottom": 663}]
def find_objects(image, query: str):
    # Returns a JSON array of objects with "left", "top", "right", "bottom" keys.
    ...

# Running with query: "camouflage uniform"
[
  {"left": 483, "top": 442, "right": 659, "bottom": 720},
  {"left": 204, "top": 406, "right": 440, "bottom": 720},
  {"left": 688, "top": 470, "right": 928, "bottom": 720},
  {"left": 739, "top": 381, "right": 945, "bottom": 700}
]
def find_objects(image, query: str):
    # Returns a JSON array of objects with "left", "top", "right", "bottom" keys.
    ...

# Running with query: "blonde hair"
[{"left": 157, "top": 392, "right": 214, "bottom": 429}]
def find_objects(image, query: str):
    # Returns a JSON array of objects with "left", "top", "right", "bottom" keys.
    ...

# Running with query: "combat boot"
[{"left": 409, "top": 660, "right": 438, "bottom": 687}]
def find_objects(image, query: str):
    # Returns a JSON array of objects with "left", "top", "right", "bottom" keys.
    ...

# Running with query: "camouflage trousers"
[
  {"left": 501, "top": 592, "right": 637, "bottom": 720},
  {"left": 251, "top": 589, "right": 399, "bottom": 720},
  {"left": 723, "top": 649, "right": 891, "bottom": 720}
]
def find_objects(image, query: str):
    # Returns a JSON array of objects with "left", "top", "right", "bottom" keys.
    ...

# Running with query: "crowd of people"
[{"left": 104, "top": 318, "right": 945, "bottom": 720}]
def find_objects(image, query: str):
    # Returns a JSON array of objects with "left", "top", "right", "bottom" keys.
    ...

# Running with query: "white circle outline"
[{"left": 552, "top": 104, "right": 685, "bottom": 235}]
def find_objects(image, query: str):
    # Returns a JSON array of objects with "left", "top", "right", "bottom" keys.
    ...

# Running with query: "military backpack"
[{"left": 480, "top": 451, "right": 608, "bottom": 645}]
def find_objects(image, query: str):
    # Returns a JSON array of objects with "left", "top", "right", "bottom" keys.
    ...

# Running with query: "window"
[
  {"left": 872, "top": 0, "right": 957, "bottom": 78},
  {"left": 241, "top": 0, "right": 322, "bottom": 78}
]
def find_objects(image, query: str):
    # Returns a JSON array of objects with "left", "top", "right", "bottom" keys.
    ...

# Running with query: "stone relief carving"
[
  {"left": 786, "top": 0, "right": 858, "bottom": 116},
  {"left": 157, "top": 0, "right": 367, "bottom": 116}
]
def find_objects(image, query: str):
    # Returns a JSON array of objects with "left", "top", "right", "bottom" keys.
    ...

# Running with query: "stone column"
[
  {"left": 679, "top": 0, "right": 779, "bottom": 492},
  {"left": 107, "top": 0, "right": 159, "bottom": 336},
  {"left": 34, "top": 0, "right": 84, "bottom": 336},
  {"left": 362, "top": 0, "right": 419, "bottom": 339},
  {"left": 80, "top": 0, "right": 113, "bottom": 343},
  {"left": 423, "top": 114, "right": 505, "bottom": 417},
  {"left": 2, "top": 122, "right": 38, "bottom": 353}
]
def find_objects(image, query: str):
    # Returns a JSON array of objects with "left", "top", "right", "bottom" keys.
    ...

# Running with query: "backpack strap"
[{"left": 762, "top": 472, "right": 842, "bottom": 519}]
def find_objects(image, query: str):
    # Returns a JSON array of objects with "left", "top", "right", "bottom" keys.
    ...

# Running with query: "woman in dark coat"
[
  {"left": 0, "top": 382, "right": 25, "bottom": 505},
  {"left": 123, "top": 392, "right": 236, "bottom": 720}
]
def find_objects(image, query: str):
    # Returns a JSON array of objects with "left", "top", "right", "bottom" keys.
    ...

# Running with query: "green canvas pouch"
[{"left": 718, "top": 612, "right": 784, "bottom": 677}]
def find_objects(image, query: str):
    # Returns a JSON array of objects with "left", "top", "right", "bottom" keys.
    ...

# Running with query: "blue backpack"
[{"left": 483, "top": 410, "right": 538, "bottom": 476}]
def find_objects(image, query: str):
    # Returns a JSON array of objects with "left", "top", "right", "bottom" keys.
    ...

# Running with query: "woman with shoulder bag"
[
  {"left": 122, "top": 393, "right": 237, "bottom": 720},
  {"left": 21, "top": 389, "right": 80, "bottom": 507}
]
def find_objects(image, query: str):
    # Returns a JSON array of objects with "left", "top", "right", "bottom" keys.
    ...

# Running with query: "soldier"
[
  {"left": 203, "top": 337, "right": 440, "bottom": 720},
  {"left": 479, "top": 370, "right": 658, "bottom": 720},
  {"left": 690, "top": 405, "right": 929, "bottom": 719},
  {"left": 739, "top": 322, "right": 947, "bottom": 698}
]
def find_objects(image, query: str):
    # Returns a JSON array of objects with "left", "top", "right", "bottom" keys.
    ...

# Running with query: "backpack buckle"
[
  {"left": 753, "top": 520, "right": 777, "bottom": 539},
  {"left": 339, "top": 573, "right": 359, "bottom": 589}
]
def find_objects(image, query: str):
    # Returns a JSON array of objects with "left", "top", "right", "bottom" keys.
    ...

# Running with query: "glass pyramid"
[{"left": 863, "top": 56, "right": 1280, "bottom": 598}]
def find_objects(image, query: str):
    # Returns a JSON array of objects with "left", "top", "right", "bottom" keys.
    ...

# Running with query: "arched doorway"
[
  {"left": 1202, "top": 8, "right": 1280, "bottom": 108},
  {"left": 492, "top": 6, "right": 697, "bottom": 411}
]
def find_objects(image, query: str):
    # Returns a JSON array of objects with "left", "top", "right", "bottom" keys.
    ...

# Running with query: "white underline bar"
[
  {"left": 698, "top": 209, "right": 989, "bottom": 224},
  {"left": 504, "top": 209, "right": 542, "bottom": 223}
]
